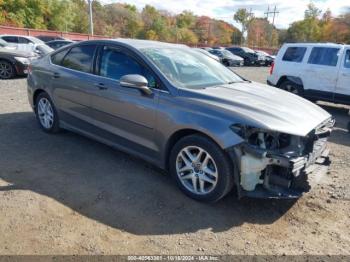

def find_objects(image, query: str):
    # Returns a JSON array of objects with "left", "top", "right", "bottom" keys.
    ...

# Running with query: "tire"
[
  {"left": 279, "top": 80, "right": 303, "bottom": 96},
  {"left": 0, "top": 60, "right": 15, "bottom": 79},
  {"left": 169, "top": 134, "right": 234, "bottom": 202},
  {"left": 223, "top": 60, "right": 230, "bottom": 67},
  {"left": 35, "top": 92, "right": 60, "bottom": 133}
]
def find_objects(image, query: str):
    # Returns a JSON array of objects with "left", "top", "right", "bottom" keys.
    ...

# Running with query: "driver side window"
[{"left": 99, "top": 46, "right": 158, "bottom": 89}]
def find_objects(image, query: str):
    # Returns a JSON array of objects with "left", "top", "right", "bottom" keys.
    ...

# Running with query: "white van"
[{"left": 267, "top": 43, "right": 350, "bottom": 105}]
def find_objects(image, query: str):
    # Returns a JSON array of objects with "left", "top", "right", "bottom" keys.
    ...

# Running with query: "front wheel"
[
  {"left": 35, "top": 92, "right": 60, "bottom": 133},
  {"left": 169, "top": 135, "right": 234, "bottom": 202},
  {"left": 223, "top": 60, "right": 230, "bottom": 67},
  {"left": 0, "top": 60, "right": 15, "bottom": 79}
]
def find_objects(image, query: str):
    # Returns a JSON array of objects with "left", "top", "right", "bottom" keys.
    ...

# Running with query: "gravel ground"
[{"left": 0, "top": 67, "right": 349, "bottom": 255}]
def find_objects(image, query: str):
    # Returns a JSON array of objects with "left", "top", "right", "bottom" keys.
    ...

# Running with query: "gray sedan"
[{"left": 27, "top": 39, "right": 333, "bottom": 202}]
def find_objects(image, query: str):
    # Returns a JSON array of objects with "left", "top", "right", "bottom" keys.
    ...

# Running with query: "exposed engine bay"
[{"left": 231, "top": 117, "right": 335, "bottom": 198}]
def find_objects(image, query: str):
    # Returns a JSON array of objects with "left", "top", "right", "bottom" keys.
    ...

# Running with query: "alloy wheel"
[
  {"left": 37, "top": 97, "right": 54, "bottom": 129},
  {"left": 0, "top": 61, "right": 14, "bottom": 79},
  {"left": 176, "top": 146, "right": 218, "bottom": 195}
]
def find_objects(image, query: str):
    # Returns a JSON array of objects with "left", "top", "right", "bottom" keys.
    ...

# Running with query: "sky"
[{"left": 100, "top": 0, "right": 350, "bottom": 29}]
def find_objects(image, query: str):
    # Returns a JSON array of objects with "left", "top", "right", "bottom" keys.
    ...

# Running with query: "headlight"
[
  {"left": 14, "top": 57, "right": 30, "bottom": 65},
  {"left": 230, "top": 124, "right": 291, "bottom": 151}
]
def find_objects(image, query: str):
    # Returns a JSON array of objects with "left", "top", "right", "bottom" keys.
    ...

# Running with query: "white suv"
[
  {"left": 0, "top": 35, "right": 53, "bottom": 56},
  {"left": 268, "top": 43, "right": 350, "bottom": 105}
]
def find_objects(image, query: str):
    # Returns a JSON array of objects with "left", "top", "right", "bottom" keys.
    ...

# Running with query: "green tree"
[
  {"left": 234, "top": 8, "right": 253, "bottom": 44},
  {"left": 176, "top": 11, "right": 195, "bottom": 29},
  {"left": 177, "top": 28, "right": 198, "bottom": 44}
]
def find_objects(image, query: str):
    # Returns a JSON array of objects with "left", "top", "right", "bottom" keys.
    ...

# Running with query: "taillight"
[
  {"left": 270, "top": 62, "right": 274, "bottom": 75},
  {"left": 28, "top": 64, "right": 32, "bottom": 74}
]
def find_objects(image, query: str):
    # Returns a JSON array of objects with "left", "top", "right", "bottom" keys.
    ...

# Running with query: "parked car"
[
  {"left": 255, "top": 50, "right": 275, "bottom": 66},
  {"left": 0, "top": 35, "right": 45, "bottom": 45},
  {"left": 209, "top": 49, "right": 244, "bottom": 67},
  {"left": 36, "top": 35, "right": 66, "bottom": 43},
  {"left": 268, "top": 43, "right": 350, "bottom": 105},
  {"left": 35, "top": 44, "right": 54, "bottom": 56},
  {"left": 0, "top": 48, "right": 38, "bottom": 79},
  {"left": 0, "top": 35, "right": 52, "bottom": 56},
  {"left": 46, "top": 40, "right": 74, "bottom": 50},
  {"left": 226, "top": 47, "right": 266, "bottom": 66},
  {"left": 194, "top": 48, "right": 220, "bottom": 62},
  {"left": 28, "top": 39, "right": 333, "bottom": 201}
]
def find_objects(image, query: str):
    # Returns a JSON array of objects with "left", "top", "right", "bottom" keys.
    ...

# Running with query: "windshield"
[
  {"left": 29, "top": 37, "right": 45, "bottom": 44},
  {"left": 36, "top": 44, "right": 53, "bottom": 55},
  {"left": 0, "top": 39, "right": 8, "bottom": 47},
  {"left": 242, "top": 47, "right": 255, "bottom": 53},
  {"left": 141, "top": 47, "right": 243, "bottom": 89},
  {"left": 221, "top": 50, "right": 235, "bottom": 57}
]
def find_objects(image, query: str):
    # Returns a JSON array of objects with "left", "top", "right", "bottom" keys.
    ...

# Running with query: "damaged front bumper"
[{"left": 228, "top": 119, "right": 334, "bottom": 199}]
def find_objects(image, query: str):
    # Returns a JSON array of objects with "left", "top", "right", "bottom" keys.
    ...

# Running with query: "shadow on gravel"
[{"left": 0, "top": 112, "right": 296, "bottom": 235}]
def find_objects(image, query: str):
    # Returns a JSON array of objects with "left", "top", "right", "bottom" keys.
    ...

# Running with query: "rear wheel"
[
  {"left": 223, "top": 60, "right": 230, "bottom": 67},
  {"left": 35, "top": 92, "right": 60, "bottom": 133},
  {"left": 280, "top": 80, "right": 303, "bottom": 96},
  {"left": 0, "top": 60, "right": 15, "bottom": 79},
  {"left": 169, "top": 134, "right": 234, "bottom": 202}
]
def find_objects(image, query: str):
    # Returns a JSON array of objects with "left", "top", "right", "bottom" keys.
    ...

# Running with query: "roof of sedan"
[{"left": 97, "top": 38, "right": 189, "bottom": 50}]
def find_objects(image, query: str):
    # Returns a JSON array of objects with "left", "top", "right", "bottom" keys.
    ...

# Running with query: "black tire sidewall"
[
  {"left": 169, "top": 135, "right": 234, "bottom": 202},
  {"left": 223, "top": 60, "right": 230, "bottom": 67},
  {"left": 35, "top": 92, "right": 60, "bottom": 133},
  {"left": 280, "top": 80, "right": 303, "bottom": 96},
  {"left": 0, "top": 60, "right": 15, "bottom": 79}
]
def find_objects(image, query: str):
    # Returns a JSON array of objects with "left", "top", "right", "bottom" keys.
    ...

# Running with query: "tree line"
[
  {"left": 0, "top": 1, "right": 349, "bottom": 47},
  {"left": 0, "top": 0, "right": 242, "bottom": 46},
  {"left": 234, "top": 3, "right": 350, "bottom": 48}
]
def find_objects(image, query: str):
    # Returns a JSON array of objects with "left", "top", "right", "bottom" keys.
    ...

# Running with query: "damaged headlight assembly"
[{"left": 229, "top": 123, "right": 330, "bottom": 198}]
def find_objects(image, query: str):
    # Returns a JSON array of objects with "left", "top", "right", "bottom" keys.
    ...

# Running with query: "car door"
[
  {"left": 303, "top": 47, "right": 341, "bottom": 100},
  {"left": 90, "top": 45, "right": 160, "bottom": 157},
  {"left": 334, "top": 48, "right": 350, "bottom": 103},
  {"left": 50, "top": 44, "right": 99, "bottom": 127}
]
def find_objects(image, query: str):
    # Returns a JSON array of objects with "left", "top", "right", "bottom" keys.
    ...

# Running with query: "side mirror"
[{"left": 120, "top": 74, "right": 152, "bottom": 95}]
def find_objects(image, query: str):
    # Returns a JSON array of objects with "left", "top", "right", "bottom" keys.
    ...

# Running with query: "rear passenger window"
[
  {"left": 282, "top": 47, "right": 307, "bottom": 62},
  {"left": 51, "top": 49, "right": 69, "bottom": 65},
  {"left": 308, "top": 47, "right": 340, "bottom": 66},
  {"left": 344, "top": 50, "right": 350, "bottom": 69},
  {"left": 61, "top": 45, "right": 96, "bottom": 73},
  {"left": 2, "top": 36, "right": 18, "bottom": 43}
]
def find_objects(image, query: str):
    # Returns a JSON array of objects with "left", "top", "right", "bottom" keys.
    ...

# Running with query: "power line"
[
  {"left": 265, "top": 5, "right": 279, "bottom": 46},
  {"left": 265, "top": 5, "right": 279, "bottom": 27}
]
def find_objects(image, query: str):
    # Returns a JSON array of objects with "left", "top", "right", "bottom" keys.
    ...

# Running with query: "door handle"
[
  {"left": 52, "top": 72, "right": 60, "bottom": 79},
  {"left": 94, "top": 83, "right": 108, "bottom": 90},
  {"left": 342, "top": 73, "right": 350, "bottom": 77}
]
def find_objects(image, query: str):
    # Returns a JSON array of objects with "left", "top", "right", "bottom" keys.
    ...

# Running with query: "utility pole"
[
  {"left": 246, "top": 8, "right": 254, "bottom": 46},
  {"left": 88, "top": 0, "right": 94, "bottom": 35},
  {"left": 264, "top": 5, "right": 279, "bottom": 47}
]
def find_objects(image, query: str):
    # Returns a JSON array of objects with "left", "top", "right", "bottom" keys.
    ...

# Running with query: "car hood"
[
  {"left": 228, "top": 54, "right": 243, "bottom": 61},
  {"left": 181, "top": 82, "right": 331, "bottom": 137}
]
